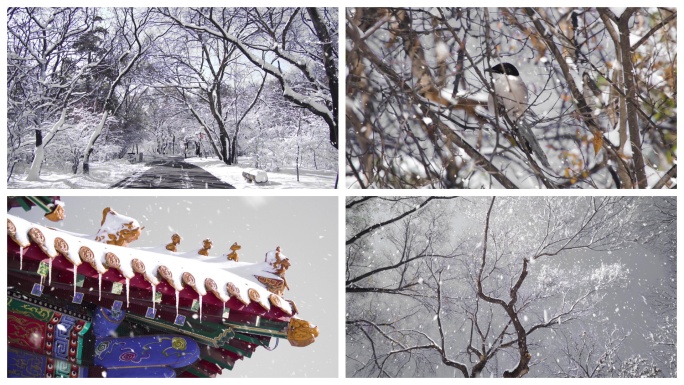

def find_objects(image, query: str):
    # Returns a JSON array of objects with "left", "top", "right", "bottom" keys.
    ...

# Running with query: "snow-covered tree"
[
  {"left": 638, "top": 197, "right": 676, "bottom": 376},
  {"left": 7, "top": 7, "right": 106, "bottom": 180},
  {"left": 81, "top": 8, "right": 168, "bottom": 174},
  {"left": 162, "top": 7, "right": 338, "bottom": 150},
  {"left": 346, "top": 197, "right": 676, "bottom": 377},
  {"left": 7, "top": 7, "right": 338, "bottom": 184}
]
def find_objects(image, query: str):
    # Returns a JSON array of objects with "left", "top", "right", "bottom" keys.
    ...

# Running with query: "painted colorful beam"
[{"left": 6, "top": 202, "right": 318, "bottom": 378}]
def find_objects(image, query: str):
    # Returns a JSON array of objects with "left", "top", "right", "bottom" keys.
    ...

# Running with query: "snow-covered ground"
[
  {"left": 7, "top": 156, "right": 337, "bottom": 189},
  {"left": 184, "top": 157, "right": 337, "bottom": 189},
  {"left": 7, "top": 159, "right": 152, "bottom": 189}
]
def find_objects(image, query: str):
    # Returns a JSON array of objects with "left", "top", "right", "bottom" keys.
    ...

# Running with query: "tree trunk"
[
  {"left": 255, "top": 121, "right": 261, "bottom": 168},
  {"left": 82, "top": 111, "right": 109, "bottom": 175},
  {"left": 220, "top": 133, "right": 229, "bottom": 165},
  {"left": 71, "top": 152, "right": 80, "bottom": 174},
  {"left": 186, "top": 103, "right": 223, "bottom": 160},
  {"left": 307, "top": 8, "right": 339, "bottom": 149},
  {"left": 476, "top": 198, "right": 531, "bottom": 378},
  {"left": 232, "top": 72, "right": 267, "bottom": 165},
  {"left": 617, "top": 10, "right": 648, "bottom": 188},
  {"left": 296, "top": 144, "right": 300, "bottom": 182},
  {"left": 26, "top": 130, "right": 44, "bottom": 181},
  {"left": 296, "top": 110, "right": 302, "bottom": 182},
  {"left": 26, "top": 109, "right": 67, "bottom": 181},
  {"left": 230, "top": 138, "right": 238, "bottom": 165}
]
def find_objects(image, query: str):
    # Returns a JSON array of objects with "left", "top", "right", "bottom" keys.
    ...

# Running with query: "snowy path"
[
  {"left": 111, "top": 157, "right": 235, "bottom": 189},
  {"left": 184, "top": 157, "right": 337, "bottom": 189}
]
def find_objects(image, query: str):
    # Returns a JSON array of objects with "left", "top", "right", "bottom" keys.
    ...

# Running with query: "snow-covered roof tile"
[
  {"left": 7, "top": 214, "right": 292, "bottom": 315},
  {"left": 7, "top": 215, "right": 32, "bottom": 248},
  {"left": 27, "top": 224, "right": 59, "bottom": 258}
]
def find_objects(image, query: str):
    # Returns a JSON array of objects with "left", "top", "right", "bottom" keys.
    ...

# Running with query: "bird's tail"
[{"left": 517, "top": 119, "right": 550, "bottom": 168}]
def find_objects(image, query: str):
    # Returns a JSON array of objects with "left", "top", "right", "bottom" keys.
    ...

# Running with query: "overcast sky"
[
  {"left": 345, "top": 197, "right": 676, "bottom": 378},
  {"left": 8, "top": 195, "right": 338, "bottom": 378}
]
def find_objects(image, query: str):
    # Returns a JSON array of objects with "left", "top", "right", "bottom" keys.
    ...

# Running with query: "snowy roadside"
[
  {"left": 184, "top": 157, "right": 336, "bottom": 189},
  {"left": 7, "top": 159, "right": 152, "bottom": 189}
]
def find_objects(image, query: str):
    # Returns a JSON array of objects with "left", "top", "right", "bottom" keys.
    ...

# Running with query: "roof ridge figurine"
[
  {"left": 165, "top": 233, "right": 182, "bottom": 252},
  {"left": 226, "top": 242, "right": 241, "bottom": 261},
  {"left": 198, "top": 238, "right": 212, "bottom": 256},
  {"left": 94, "top": 207, "right": 143, "bottom": 247},
  {"left": 254, "top": 246, "right": 291, "bottom": 296}
]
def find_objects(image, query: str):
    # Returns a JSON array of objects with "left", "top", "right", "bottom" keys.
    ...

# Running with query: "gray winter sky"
[
  {"left": 346, "top": 197, "right": 676, "bottom": 378},
  {"left": 8, "top": 195, "right": 338, "bottom": 378}
]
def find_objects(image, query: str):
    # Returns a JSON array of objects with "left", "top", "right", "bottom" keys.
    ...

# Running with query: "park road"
[{"left": 111, "top": 157, "right": 235, "bottom": 189}]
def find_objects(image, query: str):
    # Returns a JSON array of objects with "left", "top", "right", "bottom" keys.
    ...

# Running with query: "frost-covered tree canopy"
[
  {"left": 346, "top": 197, "right": 676, "bottom": 377},
  {"left": 346, "top": 8, "right": 676, "bottom": 189},
  {"left": 7, "top": 7, "right": 338, "bottom": 182}
]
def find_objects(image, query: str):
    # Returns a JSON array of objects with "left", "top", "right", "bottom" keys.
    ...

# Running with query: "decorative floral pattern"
[
  {"left": 182, "top": 272, "right": 196, "bottom": 288},
  {"left": 54, "top": 238, "right": 69, "bottom": 258},
  {"left": 28, "top": 228, "right": 46, "bottom": 246},
  {"left": 205, "top": 278, "right": 223, "bottom": 301},
  {"left": 171, "top": 337, "right": 187, "bottom": 351},
  {"left": 7, "top": 349, "right": 47, "bottom": 377},
  {"left": 256, "top": 276, "right": 286, "bottom": 295},
  {"left": 158, "top": 265, "right": 181, "bottom": 290},
  {"left": 119, "top": 351, "right": 137, "bottom": 362},
  {"left": 248, "top": 288, "right": 260, "bottom": 302},
  {"left": 78, "top": 246, "right": 94, "bottom": 264},
  {"left": 78, "top": 246, "right": 103, "bottom": 272},
  {"left": 205, "top": 278, "right": 217, "bottom": 291},
  {"left": 226, "top": 282, "right": 240, "bottom": 297},
  {"left": 248, "top": 288, "right": 269, "bottom": 310},
  {"left": 131, "top": 258, "right": 146, "bottom": 274},
  {"left": 105, "top": 252, "right": 120, "bottom": 269},
  {"left": 227, "top": 283, "right": 250, "bottom": 306},
  {"left": 157, "top": 265, "right": 172, "bottom": 280},
  {"left": 269, "top": 294, "right": 292, "bottom": 315},
  {"left": 7, "top": 218, "right": 17, "bottom": 238}
]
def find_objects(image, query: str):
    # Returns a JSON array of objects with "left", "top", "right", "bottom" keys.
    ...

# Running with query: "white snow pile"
[
  {"left": 243, "top": 168, "right": 268, "bottom": 183},
  {"left": 185, "top": 157, "right": 336, "bottom": 189},
  {"left": 7, "top": 159, "right": 151, "bottom": 189}
]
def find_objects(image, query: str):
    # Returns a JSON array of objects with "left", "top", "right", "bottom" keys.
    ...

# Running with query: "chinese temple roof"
[{"left": 6, "top": 206, "right": 318, "bottom": 377}]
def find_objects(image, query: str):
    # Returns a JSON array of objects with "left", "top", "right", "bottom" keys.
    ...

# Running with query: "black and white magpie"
[
  {"left": 484, "top": 62, "right": 550, "bottom": 168},
  {"left": 484, "top": 62, "right": 529, "bottom": 122}
]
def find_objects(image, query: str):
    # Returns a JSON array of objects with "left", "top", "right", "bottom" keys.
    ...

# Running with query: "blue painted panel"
[
  {"left": 105, "top": 367, "right": 176, "bottom": 378},
  {"left": 94, "top": 335, "right": 199, "bottom": 369}
]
